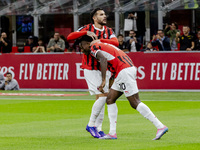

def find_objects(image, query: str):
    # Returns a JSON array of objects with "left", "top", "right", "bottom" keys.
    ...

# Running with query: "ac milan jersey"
[
  {"left": 78, "top": 24, "right": 117, "bottom": 70},
  {"left": 90, "top": 42, "right": 134, "bottom": 78}
]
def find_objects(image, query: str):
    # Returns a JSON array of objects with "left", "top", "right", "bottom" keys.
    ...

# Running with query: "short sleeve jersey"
[
  {"left": 179, "top": 35, "right": 194, "bottom": 51},
  {"left": 90, "top": 42, "right": 134, "bottom": 78},
  {"left": 78, "top": 24, "right": 116, "bottom": 70}
]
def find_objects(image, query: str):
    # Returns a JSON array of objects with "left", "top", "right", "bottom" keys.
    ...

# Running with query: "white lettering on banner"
[
  {"left": 37, "top": 63, "right": 43, "bottom": 80},
  {"left": 48, "top": 63, "right": 53, "bottom": 80},
  {"left": 184, "top": 63, "right": 189, "bottom": 80},
  {"left": 53, "top": 63, "right": 58, "bottom": 80},
  {"left": 29, "top": 63, "right": 34, "bottom": 80},
  {"left": 156, "top": 63, "right": 160, "bottom": 80},
  {"left": 150, "top": 63, "right": 156, "bottom": 80},
  {"left": 63, "top": 63, "right": 69, "bottom": 80},
  {"left": 162, "top": 63, "right": 168, "bottom": 80},
  {"left": 43, "top": 63, "right": 48, "bottom": 80},
  {"left": 19, "top": 64, "right": 24, "bottom": 80},
  {"left": 58, "top": 63, "right": 63, "bottom": 80},
  {"left": 169, "top": 63, "right": 200, "bottom": 81},
  {"left": 170, "top": 63, "right": 177, "bottom": 80},
  {"left": 137, "top": 66, "right": 145, "bottom": 80},
  {"left": 150, "top": 63, "right": 168, "bottom": 80},
  {"left": 177, "top": 63, "right": 183, "bottom": 80},
  {"left": 0, "top": 66, "right": 15, "bottom": 77},
  {"left": 190, "top": 63, "right": 195, "bottom": 80},
  {"left": 195, "top": 63, "right": 200, "bottom": 80},
  {"left": 76, "top": 63, "right": 85, "bottom": 79}
]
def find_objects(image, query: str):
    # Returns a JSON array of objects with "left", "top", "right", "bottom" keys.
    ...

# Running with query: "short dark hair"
[
  {"left": 172, "top": 22, "right": 178, "bottom": 29},
  {"left": 6, "top": 72, "right": 12, "bottom": 76},
  {"left": 117, "top": 34, "right": 124, "bottom": 38},
  {"left": 79, "top": 35, "right": 93, "bottom": 43},
  {"left": 90, "top": 8, "right": 104, "bottom": 24},
  {"left": 158, "top": 29, "right": 164, "bottom": 33}
]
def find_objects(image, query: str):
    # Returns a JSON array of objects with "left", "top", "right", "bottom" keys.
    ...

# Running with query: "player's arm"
[
  {"left": 96, "top": 51, "right": 107, "bottom": 93},
  {"left": 100, "top": 37, "right": 119, "bottom": 47},
  {"left": 67, "top": 31, "right": 97, "bottom": 41}
]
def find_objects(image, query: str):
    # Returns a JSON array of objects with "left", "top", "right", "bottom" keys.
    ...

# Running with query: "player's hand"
[
  {"left": 87, "top": 31, "right": 97, "bottom": 40},
  {"left": 98, "top": 80, "right": 106, "bottom": 93},
  {"left": 90, "top": 39, "right": 100, "bottom": 46}
]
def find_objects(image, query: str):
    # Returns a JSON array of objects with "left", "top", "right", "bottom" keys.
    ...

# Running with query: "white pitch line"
[{"left": 0, "top": 97, "right": 200, "bottom": 101}]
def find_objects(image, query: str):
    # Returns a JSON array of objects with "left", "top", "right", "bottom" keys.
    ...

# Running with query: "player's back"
[{"left": 90, "top": 42, "right": 134, "bottom": 77}]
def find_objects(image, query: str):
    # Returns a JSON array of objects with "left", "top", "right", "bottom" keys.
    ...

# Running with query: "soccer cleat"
[
  {"left": 86, "top": 125, "right": 100, "bottom": 138},
  {"left": 98, "top": 131, "right": 106, "bottom": 137},
  {"left": 153, "top": 126, "right": 168, "bottom": 140},
  {"left": 99, "top": 134, "right": 117, "bottom": 139}
]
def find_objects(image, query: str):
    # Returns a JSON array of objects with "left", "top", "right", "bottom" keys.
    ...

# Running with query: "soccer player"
[
  {"left": 79, "top": 35, "right": 168, "bottom": 140},
  {"left": 67, "top": 8, "right": 119, "bottom": 138}
]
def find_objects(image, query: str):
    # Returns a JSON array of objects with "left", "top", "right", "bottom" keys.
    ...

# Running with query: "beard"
[{"left": 97, "top": 19, "right": 107, "bottom": 25}]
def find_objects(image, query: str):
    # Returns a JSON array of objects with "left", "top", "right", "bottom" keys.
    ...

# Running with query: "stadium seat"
[
  {"left": 24, "top": 46, "right": 31, "bottom": 53},
  {"left": 11, "top": 46, "right": 19, "bottom": 53}
]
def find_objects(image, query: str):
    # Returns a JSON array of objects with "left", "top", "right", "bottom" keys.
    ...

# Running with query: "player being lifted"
[
  {"left": 78, "top": 35, "right": 168, "bottom": 140},
  {"left": 67, "top": 8, "right": 119, "bottom": 138}
]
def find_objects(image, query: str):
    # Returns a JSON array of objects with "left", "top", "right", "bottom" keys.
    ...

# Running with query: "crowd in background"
[{"left": 0, "top": 23, "right": 200, "bottom": 53}]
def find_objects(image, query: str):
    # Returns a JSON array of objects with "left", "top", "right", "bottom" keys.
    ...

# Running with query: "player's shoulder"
[{"left": 77, "top": 24, "right": 93, "bottom": 31}]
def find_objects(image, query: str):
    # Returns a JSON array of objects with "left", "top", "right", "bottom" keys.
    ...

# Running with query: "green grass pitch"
[{"left": 0, "top": 90, "right": 200, "bottom": 150}]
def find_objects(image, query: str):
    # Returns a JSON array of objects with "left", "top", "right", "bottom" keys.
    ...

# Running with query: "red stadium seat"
[
  {"left": 11, "top": 46, "right": 19, "bottom": 53},
  {"left": 24, "top": 46, "right": 31, "bottom": 53}
]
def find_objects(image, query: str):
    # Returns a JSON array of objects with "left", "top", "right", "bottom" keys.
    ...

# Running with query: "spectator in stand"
[
  {"left": 0, "top": 32, "right": 12, "bottom": 53},
  {"left": 60, "top": 35, "right": 69, "bottom": 51},
  {"left": 127, "top": 11, "right": 146, "bottom": 45},
  {"left": 176, "top": 26, "right": 195, "bottom": 51},
  {"left": 33, "top": 39, "right": 46, "bottom": 53},
  {"left": 194, "top": 30, "right": 200, "bottom": 50},
  {"left": 47, "top": 32, "right": 65, "bottom": 52},
  {"left": 164, "top": 22, "right": 180, "bottom": 51},
  {"left": 4, "top": 72, "right": 19, "bottom": 90},
  {"left": 151, "top": 29, "right": 171, "bottom": 51},
  {"left": 188, "top": 26, "right": 197, "bottom": 41},
  {"left": 144, "top": 42, "right": 157, "bottom": 52},
  {"left": 0, "top": 72, "right": 5, "bottom": 90},
  {"left": 117, "top": 34, "right": 128, "bottom": 52},
  {"left": 24, "top": 36, "right": 38, "bottom": 52},
  {"left": 126, "top": 30, "right": 141, "bottom": 52}
]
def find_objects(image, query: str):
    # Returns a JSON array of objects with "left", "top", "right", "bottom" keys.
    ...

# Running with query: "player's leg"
[
  {"left": 99, "top": 80, "right": 123, "bottom": 139},
  {"left": 127, "top": 93, "right": 168, "bottom": 140},
  {"left": 84, "top": 69, "right": 108, "bottom": 138},
  {"left": 122, "top": 67, "right": 168, "bottom": 140}
]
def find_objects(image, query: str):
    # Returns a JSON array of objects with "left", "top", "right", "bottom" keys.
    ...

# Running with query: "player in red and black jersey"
[
  {"left": 67, "top": 8, "right": 119, "bottom": 138},
  {"left": 79, "top": 35, "right": 168, "bottom": 140}
]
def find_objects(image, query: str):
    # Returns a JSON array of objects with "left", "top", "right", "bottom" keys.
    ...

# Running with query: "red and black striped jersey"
[
  {"left": 90, "top": 42, "right": 134, "bottom": 78},
  {"left": 77, "top": 24, "right": 118, "bottom": 70}
]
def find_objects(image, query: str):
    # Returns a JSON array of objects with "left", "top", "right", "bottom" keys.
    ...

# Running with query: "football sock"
[
  {"left": 88, "top": 96, "right": 106, "bottom": 127},
  {"left": 107, "top": 103, "right": 118, "bottom": 135},
  {"left": 136, "top": 102, "right": 164, "bottom": 129},
  {"left": 95, "top": 105, "right": 105, "bottom": 132}
]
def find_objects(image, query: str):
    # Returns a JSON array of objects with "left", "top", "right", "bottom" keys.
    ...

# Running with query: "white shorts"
[
  {"left": 111, "top": 66, "right": 139, "bottom": 97},
  {"left": 84, "top": 69, "right": 111, "bottom": 95}
]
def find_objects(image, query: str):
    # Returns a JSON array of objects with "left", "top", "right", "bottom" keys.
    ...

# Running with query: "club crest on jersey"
[{"left": 104, "top": 34, "right": 107, "bottom": 38}]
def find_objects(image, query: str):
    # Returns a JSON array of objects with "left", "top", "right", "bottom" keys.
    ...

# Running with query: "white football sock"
[
  {"left": 95, "top": 105, "right": 105, "bottom": 132},
  {"left": 107, "top": 103, "right": 118, "bottom": 135},
  {"left": 136, "top": 102, "right": 164, "bottom": 129},
  {"left": 88, "top": 97, "right": 106, "bottom": 127}
]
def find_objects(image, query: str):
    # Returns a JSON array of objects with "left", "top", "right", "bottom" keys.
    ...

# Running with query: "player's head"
[
  {"left": 79, "top": 35, "right": 93, "bottom": 55},
  {"left": 90, "top": 8, "right": 107, "bottom": 25},
  {"left": 6, "top": 72, "right": 12, "bottom": 81}
]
